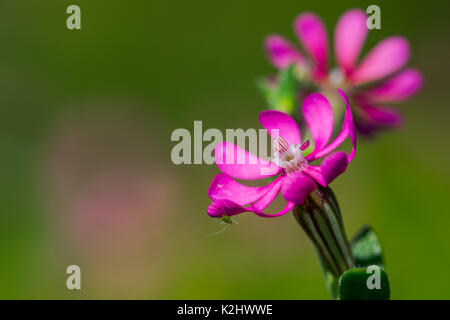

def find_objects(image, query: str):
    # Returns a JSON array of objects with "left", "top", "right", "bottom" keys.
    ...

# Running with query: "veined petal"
[
  {"left": 281, "top": 172, "right": 317, "bottom": 204},
  {"left": 362, "top": 69, "right": 423, "bottom": 103},
  {"left": 294, "top": 12, "right": 329, "bottom": 80},
  {"left": 334, "top": 9, "right": 368, "bottom": 74},
  {"left": 307, "top": 89, "right": 356, "bottom": 163},
  {"left": 208, "top": 173, "right": 275, "bottom": 206},
  {"left": 259, "top": 110, "right": 301, "bottom": 145},
  {"left": 350, "top": 37, "right": 410, "bottom": 85},
  {"left": 265, "top": 35, "right": 305, "bottom": 69},
  {"left": 302, "top": 93, "right": 334, "bottom": 152},
  {"left": 320, "top": 151, "right": 348, "bottom": 184},
  {"left": 215, "top": 142, "right": 281, "bottom": 180}
]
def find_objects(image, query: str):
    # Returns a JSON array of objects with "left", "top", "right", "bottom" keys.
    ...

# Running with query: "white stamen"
[{"left": 272, "top": 142, "right": 308, "bottom": 174}]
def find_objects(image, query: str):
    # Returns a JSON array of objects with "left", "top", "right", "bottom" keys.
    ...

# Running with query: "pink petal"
[
  {"left": 249, "top": 177, "right": 283, "bottom": 211},
  {"left": 207, "top": 176, "right": 284, "bottom": 218},
  {"left": 302, "top": 93, "right": 334, "bottom": 152},
  {"left": 294, "top": 12, "right": 329, "bottom": 80},
  {"left": 207, "top": 199, "right": 247, "bottom": 217},
  {"left": 334, "top": 9, "right": 368, "bottom": 74},
  {"left": 208, "top": 173, "right": 275, "bottom": 206},
  {"left": 302, "top": 165, "right": 327, "bottom": 187},
  {"left": 259, "top": 110, "right": 301, "bottom": 145},
  {"left": 353, "top": 118, "right": 383, "bottom": 136},
  {"left": 362, "top": 69, "right": 423, "bottom": 103},
  {"left": 350, "top": 36, "right": 410, "bottom": 85},
  {"left": 320, "top": 151, "right": 348, "bottom": 184},
  {"left": 307, "top": 89, "right": 356, "bottom": 162},
  {"left": 265, "top": 35, "right": 305, "bottom": 69},
  {"left": 360, "top": 104, "right": 403, "bottom": 126},
  {"left": 281, "top": 172, "right": 316, "bottom": 205},
  {"left": 253, "top": 201, "right": 295, "bottom": 218},
  {"left": 215, "top": 142, "right": 281, "bottom": 180},
  {"left": 207, "top": 178, "right": 293, "bottom": 219}
]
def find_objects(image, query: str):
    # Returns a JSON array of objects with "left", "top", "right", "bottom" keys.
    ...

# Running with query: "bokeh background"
[{"left": 1, "top": 0, "right": 449, "bottom": 299}]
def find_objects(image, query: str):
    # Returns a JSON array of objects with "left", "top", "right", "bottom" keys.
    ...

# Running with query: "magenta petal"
[
  {"left": 334, "top": 9, "right": 368, "bottom": 74},
  {"left": 308, "top": 89, "right": 356, "bottom": 163},
  {"left": 302, "top": 165, "right": 327, "bottom": 187},
  {"left": 249, "top": 177, "right": 283, "bottom": 211},
  {"left": 259, "top": 110, "right": 301, "bottom": 145},
  {"left": 207, "top": 178, "right": 291, "bottom": 219},
  {"left": 294, "top": 12, "right": 329, "bottom": 79},
  {"left": 320, "top": 151, "right": 348, "bottom": 184},
  {"left": 207, "top": 199, "right": 247, "bottom": 218},
  {"left": 265, "top": 35, "right": 305, "bottom": 69},
  {"left": 253, "top": 201, "right": 295, "bottom": 218},
  {"left": 208, "top": 174, "right": 274, "bottom": 206},
  {"left": 361, "top": 104, "right": 403, "bottom": 126},
  {"left": 207, "top": 177, "right": 284, "bottom": 218},
  {"left": 281, "top": 172, "right": 316, "bottom": 205},
  {"left": 354, "top": 120, "right": 378, "bottom": 136},
  {"left": 363, "top": 69, "right": 423, "bottom": 103},
  {"left": 344, "top": 90, "right": 357, "bottom": 163},
  {"left": 302, "top": 93, "right": 334, "bottom": 152},
  {"left": 215, "top": 142, "right": 281, "bottom": 180},
  {"left": 350, "top": 36, "right": 410, "bottom": 85}
]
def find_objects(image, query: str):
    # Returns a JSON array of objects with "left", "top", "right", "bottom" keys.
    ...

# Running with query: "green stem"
[{"left": 293, "top": 186, "right": 355, "bottom": 299}]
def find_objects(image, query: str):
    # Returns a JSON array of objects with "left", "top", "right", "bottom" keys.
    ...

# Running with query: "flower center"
[
  {"left": 272, "top": 137, "right": 309, "bottom": 174},
  {"left": 328, "top": 68, "right": 345, "bottom": 88}
]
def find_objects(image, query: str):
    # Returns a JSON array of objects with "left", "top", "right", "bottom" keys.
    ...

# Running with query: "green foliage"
[
  {"left": 339, "top": 267, "right": 390, "bottom": 300},
  {"left": 351, "top": 225, "right": 384, "bottom": 267},
  {"left": 257, "top": 65, "right": 297, "bottom": 114},
  {"left": 337, "top": 226, "right": 390, "bottom": 300}
]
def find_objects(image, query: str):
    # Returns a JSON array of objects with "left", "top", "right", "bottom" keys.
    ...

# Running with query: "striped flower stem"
[{"left": 293, "top": 185, "right": 354, "bottom": 299}]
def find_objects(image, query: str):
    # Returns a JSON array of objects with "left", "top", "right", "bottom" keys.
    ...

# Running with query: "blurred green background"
[{"left": 0, "top": 0, "right": 449, "bottom": 299}]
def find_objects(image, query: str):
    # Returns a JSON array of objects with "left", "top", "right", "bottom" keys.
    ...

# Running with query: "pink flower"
[
  {"left": 265, "top": 9, "right": 422, "bottom": 135},
  {"left": 207, "top": 90, "right": 356, "bottom": 218}
]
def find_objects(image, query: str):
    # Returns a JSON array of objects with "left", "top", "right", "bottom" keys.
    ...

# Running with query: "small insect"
[{"left": 205, "top": 215, "right": 238, "bottom": 237}]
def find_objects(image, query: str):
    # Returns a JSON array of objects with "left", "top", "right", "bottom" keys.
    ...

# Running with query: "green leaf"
[
  {"left": 257, "top": 65, "right": 297, "bottom": 114},
  {"left": 256, "top": 77, "right": 276, "bottom": 107},
  {"left": 273, "top": 65, "right": 297, "bottom": 113},
  {"left": 351, "top": 225, "right": 384, "bottom": 267},
  {"left": 338, "top": 267, "right": 390, "bottom": 300}
]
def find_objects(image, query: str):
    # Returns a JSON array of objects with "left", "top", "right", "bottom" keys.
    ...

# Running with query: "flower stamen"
[
  {"left": 300, "top": 140, "right": 310, "bottom": 151},
  {"left": 272, "top": 136, "right": 289, "bottom": 154},
  {"left": 272, "top": 138, "right": 309, "bottom": 174}
]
